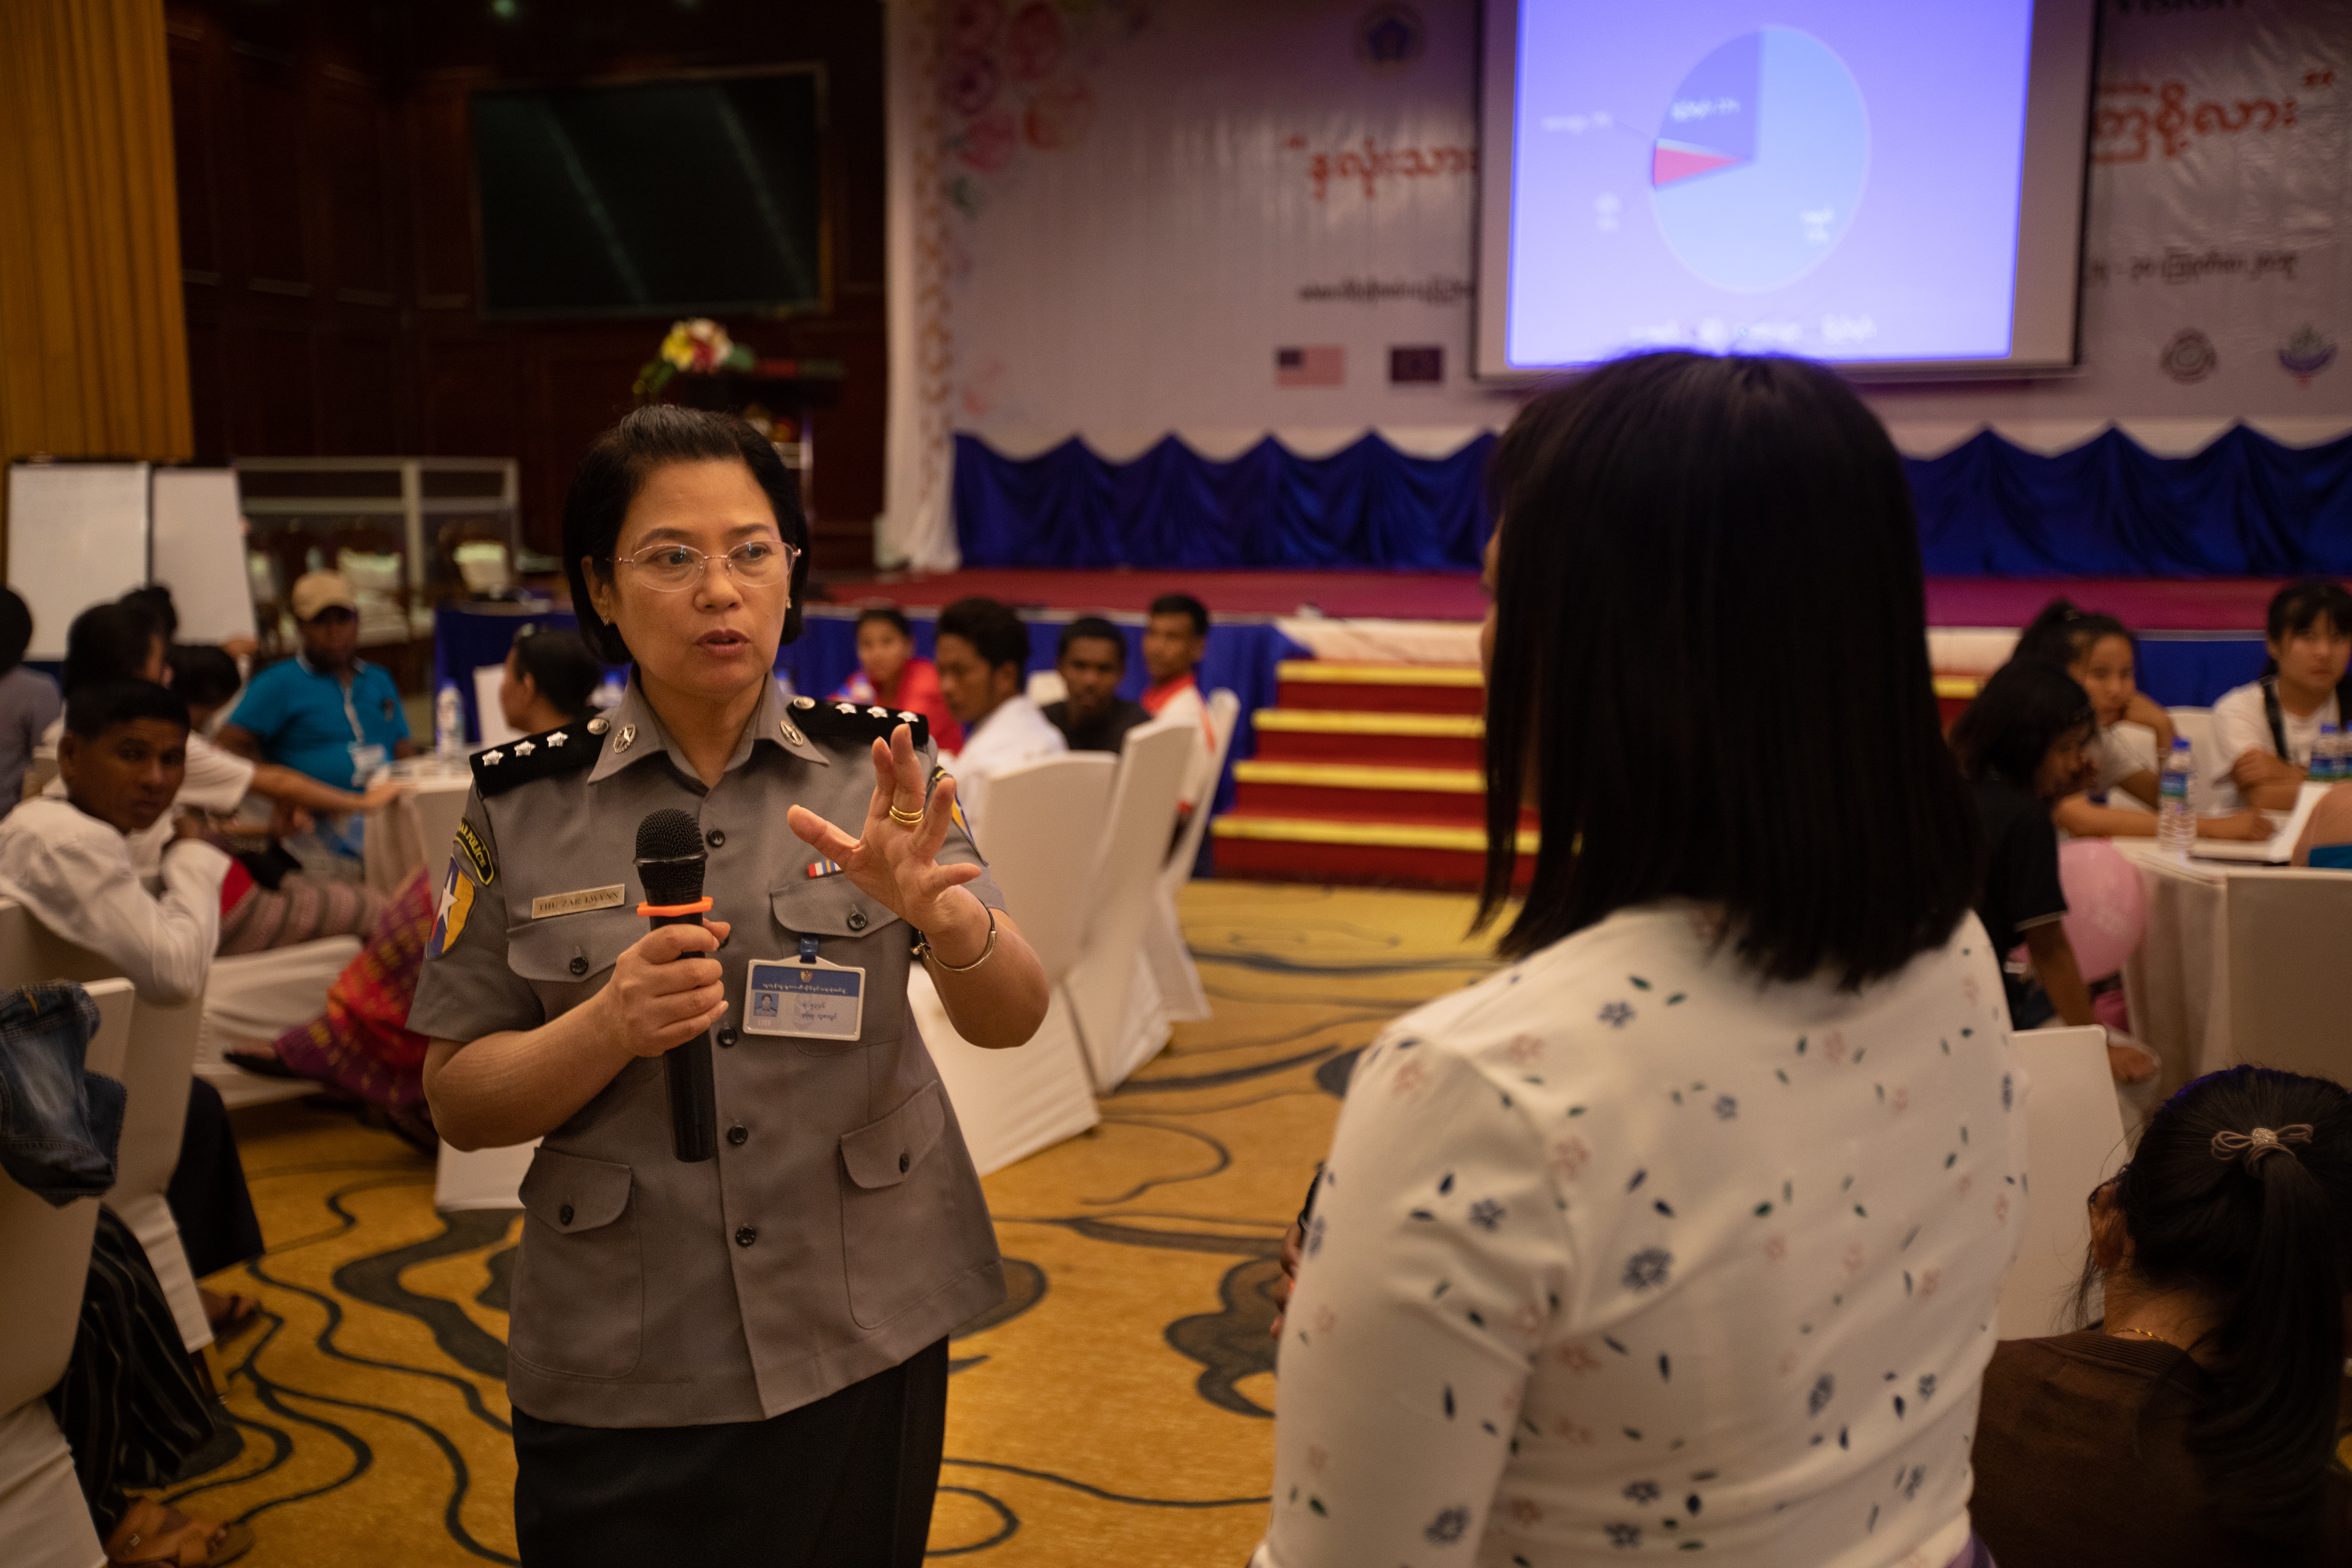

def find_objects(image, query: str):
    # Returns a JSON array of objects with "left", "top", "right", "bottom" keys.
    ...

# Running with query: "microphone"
[{"left": 635, "top": 808, "right": 718, "bottom": 1163}]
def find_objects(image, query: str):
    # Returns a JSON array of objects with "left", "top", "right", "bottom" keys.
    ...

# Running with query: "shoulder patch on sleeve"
[
  {"left": 799, "top": 700, "right": 930, "bottom": 752},
  {"left": 454, "top": 819, "right": 495, "bottom": 884},
  {"left": 469, "top": 720, "right": 598, "bottom": 798}
]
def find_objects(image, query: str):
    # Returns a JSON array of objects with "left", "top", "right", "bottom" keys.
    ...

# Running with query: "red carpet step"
[{"left": 1215, "top": 662, "right": 1527, "bottom": 889}]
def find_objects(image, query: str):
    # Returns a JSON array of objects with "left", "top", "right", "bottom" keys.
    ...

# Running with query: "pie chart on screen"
[{"left": 1650, "top": 27, "right": 1869, "bottom": 293}]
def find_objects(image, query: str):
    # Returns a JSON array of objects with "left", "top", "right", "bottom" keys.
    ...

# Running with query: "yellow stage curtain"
[{"left": 0, "top": 0, "right": 192, "bottom": 541}]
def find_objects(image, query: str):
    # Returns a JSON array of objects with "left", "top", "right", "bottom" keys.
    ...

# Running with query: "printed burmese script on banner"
[
  {"left": 940, "top": 0, "right": 1520, "bottom": 447},
  {"left": 1865, "top": 0, "right": 2348, "bottom": 443}
]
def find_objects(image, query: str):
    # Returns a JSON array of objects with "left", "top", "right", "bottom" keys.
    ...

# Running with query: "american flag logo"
[{"left": 1275, "top": 345, "right": 1345, "bottom": 387}]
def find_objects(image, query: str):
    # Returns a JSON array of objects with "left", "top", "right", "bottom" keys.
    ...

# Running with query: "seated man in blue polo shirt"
[{"left": 218, "top": 570, "right": 414, "bottom": 863}]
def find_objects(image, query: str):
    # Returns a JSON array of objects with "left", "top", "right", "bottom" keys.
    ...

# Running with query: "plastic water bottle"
[
  {"left": 435, "top": 681, "right": 465, "bottom": 762},
  {"left": 2316, "top": 723, "right": 2343, "bottom": 782},
  {"left": 2157, "top": 736, "right": 2195, "bottom": 854}
]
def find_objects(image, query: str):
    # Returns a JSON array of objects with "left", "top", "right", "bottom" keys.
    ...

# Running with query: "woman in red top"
[{"left": 834, "top": 606, "right": 962, "bottom": 753}]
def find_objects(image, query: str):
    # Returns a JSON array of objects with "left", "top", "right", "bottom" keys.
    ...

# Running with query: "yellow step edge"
[
  {"left": 1214, "top": 815, "right": 1538, "bottom": 854},
  {"left": 1933, "top": 674, "right": 1982, "bottom": 700},
  {"left": 1275, "top": 660, "right": 1485, "bottom": 687},
  {"left": 1234, "top": 760, "right": 1485, "bottom": 793},
  {"left": 1252, "top": 709, "right": 1485, "bottom": 737}
]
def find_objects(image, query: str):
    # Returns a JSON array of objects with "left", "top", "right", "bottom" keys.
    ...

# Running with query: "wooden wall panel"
[{"left": 165, "top": 0, "right": 888, "bottom": 568}]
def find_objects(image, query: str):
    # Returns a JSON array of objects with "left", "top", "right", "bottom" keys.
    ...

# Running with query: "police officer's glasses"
[{"left": 615, "top": 537, "right": 799, "bottom": 593}]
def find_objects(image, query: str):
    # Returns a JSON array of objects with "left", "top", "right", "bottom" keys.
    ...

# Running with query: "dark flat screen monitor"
[{"left": 472, "top": 69, "right": 823, "bottom": 320}]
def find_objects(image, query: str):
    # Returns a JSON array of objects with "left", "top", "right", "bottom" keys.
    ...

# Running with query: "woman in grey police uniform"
[{"left": 411, "top": 407, "right": 1047, "bottom": 1566}]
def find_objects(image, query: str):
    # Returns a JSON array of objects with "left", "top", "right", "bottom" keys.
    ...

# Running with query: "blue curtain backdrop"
[{"left": 953, "top": 424, "right": 2352, "bottom": 578}]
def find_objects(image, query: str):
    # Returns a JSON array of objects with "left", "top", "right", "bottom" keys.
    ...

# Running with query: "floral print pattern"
[{"left": 1251, "top": 905, "right": 2022, "bottom": 1568}]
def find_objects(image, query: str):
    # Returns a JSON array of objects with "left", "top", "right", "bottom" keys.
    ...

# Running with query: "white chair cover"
[
  {"left": 0, "top": 968, "right": 132, "bottom": 1568},
  {"left": 197, "top": 937, "right": 364, "bottom": 1110},
  {"left": 0, "top": 900, "right": 213, "bottom": 1352},
  {"left": 2222, "top": 869, "right": 2352, "bottom": 1080},
  {"left": 1064, "top": 722, "right": 1196, "bottom": 1091},
  {"left": 909, "top": 753, "right": 1115, "bottom": 1175},
  {"left": 1144, "top": 689, "right": 1240, "bottom": 1023},
  {"left": 1996, "top": 1025, "right": 2129, "bottom": 1339},
  {"left": 475, "top": 665, "right": 522, "bottom": 749}
]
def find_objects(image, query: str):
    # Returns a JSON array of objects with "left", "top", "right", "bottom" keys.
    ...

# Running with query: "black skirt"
[{"left": 511, "top": 1337, "right": 949, "bottom": 1567}]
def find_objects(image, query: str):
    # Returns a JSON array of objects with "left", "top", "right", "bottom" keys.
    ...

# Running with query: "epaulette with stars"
[
  {"left": 786, "top": 696, "right": 931, "bottom": 752},
  {"left": 469, "top": 717, "right": 602, "bottom": 798}
]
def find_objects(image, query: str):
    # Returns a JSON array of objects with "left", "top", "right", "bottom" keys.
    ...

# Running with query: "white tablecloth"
[
  {"left": 2115, "top": 840, "right": 2352, "bottom": 1093},
  {"left": 363, "top": 766, "right": 474, "bottom": 893}
]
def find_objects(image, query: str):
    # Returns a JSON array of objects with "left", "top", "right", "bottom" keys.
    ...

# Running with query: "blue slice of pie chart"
[{"left": 1651, "top": 27, "right": 1869, "bottom": 293}]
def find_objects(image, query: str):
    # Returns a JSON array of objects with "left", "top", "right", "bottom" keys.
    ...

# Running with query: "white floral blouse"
[{"left": 1253, "top": 903, "right": 2023, "bottom": 1568}]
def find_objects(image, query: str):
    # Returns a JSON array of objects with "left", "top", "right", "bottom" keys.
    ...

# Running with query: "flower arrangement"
[{"left": 633, "top": 318, "right": 755, "bottom": 401}]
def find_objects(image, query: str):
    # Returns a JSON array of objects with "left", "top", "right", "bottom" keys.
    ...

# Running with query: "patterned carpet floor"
[{"left": 165, "top": 881, "right": 1500, "bottom": 1565}]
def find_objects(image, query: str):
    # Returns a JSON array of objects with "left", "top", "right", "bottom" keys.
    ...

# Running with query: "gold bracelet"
[{"left": 917, "top": 904, "right": 997, "bottom": 973}]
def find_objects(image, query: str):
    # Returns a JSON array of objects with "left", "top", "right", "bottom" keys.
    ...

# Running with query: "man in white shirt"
[
  {"left": 1, "top": 681, "right": 230, "bottom": 1004},
  {"left": 931, "top": 596, "right": 1065, "bottom": 840},
  {"left": 0, "top": 679, "right": 265, "bottom": 1347},
  {"left": 1140, "top": 592, "right": 1220, "bottom": 817}
]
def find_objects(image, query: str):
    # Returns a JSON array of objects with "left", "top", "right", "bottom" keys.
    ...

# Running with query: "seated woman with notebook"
[{"left": 2207, "top": 579, "right": 2352, "bottom": 812}]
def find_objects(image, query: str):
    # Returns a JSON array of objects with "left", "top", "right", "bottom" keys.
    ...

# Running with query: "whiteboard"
[
  {"left": 5, "top": 463, "right": 150, "bottom": 660},
  {"left": 151, "top": 469, "right": 256, "bottom": 646}
]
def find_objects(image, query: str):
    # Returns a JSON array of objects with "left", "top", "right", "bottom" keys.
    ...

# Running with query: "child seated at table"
[
  {"left": 1969, "top": 1063, "right": 2352, "bottom": 1567},
  {"left": 1950, "top": 660, "right": 2157, "bottom": 1084},
  {"left": 2208, "top": 578, "right": 2352, "bottom": 811},
  {"left": 2013, "top": 599, "right": 2270, "bottom": 844},
  {"left": 834, "top": 605, "right": 961, "bottom": 753}
]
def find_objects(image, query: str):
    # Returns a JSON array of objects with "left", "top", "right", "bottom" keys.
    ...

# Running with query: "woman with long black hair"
[
  {"left": 1254, "top": 354, "right": 2018, "bottom": 1568},
  {"left": 2207, "top": 578, "right": 2352, "bottom": 811},
  {"left": 1972, "top": 1064, "right": 2352, "bottom": 1564}
]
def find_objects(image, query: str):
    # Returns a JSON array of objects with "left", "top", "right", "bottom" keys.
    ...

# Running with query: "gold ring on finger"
[{"left": 888, "top": 805, "right": 927, "bottom": 827}]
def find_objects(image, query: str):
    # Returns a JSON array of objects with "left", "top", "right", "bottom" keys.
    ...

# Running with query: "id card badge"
[
  {"left": 348, "top": 741, "right": 388, "bottom": 784},
  {"left": 744, "top": 936, "right": 866, "bottom": 1042}
]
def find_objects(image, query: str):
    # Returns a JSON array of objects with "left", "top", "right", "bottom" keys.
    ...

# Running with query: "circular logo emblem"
[
  {"left": 2159, "top": 328, "right": 2218, "bottom": 383},
  {"left": 1355, "top": 3, "right": 1424, "bottom": 73}
]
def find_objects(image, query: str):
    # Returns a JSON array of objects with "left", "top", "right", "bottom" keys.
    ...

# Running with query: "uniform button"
[
  {"left": 734, "top": 1225, "right": 757, "bottom": 1247},
  {"left": 558, "top": 1204, "right": 574, "bottom": 1226},
  {"left": 728, "top": 1125, "right": 748, "bottom": 1146},
  {"left": 706, "top": 828, "right": 726, "bottom": 849},
  {"left": 568, "top": 955, "right": 589, "bottom": 976},
  {"left": 897, "top": 1151, "right": 910, "bottom": 1174},
  {"left": 716, "top": 1026, "right": 739, "bottom": 1048},
  {"left": 847, "top": 909, "right": 868, "bottom": 932}
]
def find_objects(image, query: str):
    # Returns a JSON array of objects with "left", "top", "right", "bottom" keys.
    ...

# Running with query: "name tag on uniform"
[
  {"left": 744, "top": 957, "right": 866, "bottom": 1042},
  {"left": 531, "top": 884, "right": 626, "bottom": 919}
]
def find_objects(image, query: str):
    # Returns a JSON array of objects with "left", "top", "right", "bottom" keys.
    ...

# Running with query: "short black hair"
[
  {"left": 510, "top": 626, "right": 607, "bottom": 722},
  {"left": 65, "top": 679, "right": 189, "bottom": 740},
  {"left": 935, "top": 597, "right": 1031, "bottom": 675},
  {"left": 1057, "top": 616, "right": 1127, "bottom": 664},
  {"left": 1948, "top": 658, "right": 2094, "bottom": 788},
  {"left": 856, "top": 605, "right": 914, "bottom": 641},
  {"left": 62, "top": 603, "right": 160, "bottom": 697},
  {"left": 0, "top": 587, "right": 31, "bottom": 676},
  {"left": 2092, "top": 1065, "right": 2352, "bottom": 1546},
  {"left": 2259, "top": 580, "right": 2352, "bottom": 714},
  {"left": 2015, "top": 597, "right": 2136, "bottom": 672},
  {"left": 1480, "top": 352, "right": 1980, "bottom": 988},
  {"left": 561, "top": 405, "right": 811, "bottom": 663},
  {"left": 1148, "top": 593, "right": 1209, "bottom": 637},
  {"left": 166, "top": 644, "right": 242, "bottom": 709},
  {"left": 119, "top": 584, "right": 180, "bottom": 642}
]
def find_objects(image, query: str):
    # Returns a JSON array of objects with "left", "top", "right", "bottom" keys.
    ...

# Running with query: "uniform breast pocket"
[
  {"left": 506, "top": 909, "right": 643, "bottom": 1018},
  {"left": 510, "top": 1147, "right": 642, "bottom": 1379},
  {"left": 838, "top": 1081, "right": 996, "bottom": 1329},
  {"left": 769, "top": 879, "right": 909, "bottom": 1057}
]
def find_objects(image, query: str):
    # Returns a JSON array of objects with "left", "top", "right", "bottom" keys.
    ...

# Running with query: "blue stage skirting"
[
  {"left": 953, "top": 425, "right": 2352, "bottom": 578},
  {"left": 431, "top": 601, "right": 1302, "bottom": 814}
]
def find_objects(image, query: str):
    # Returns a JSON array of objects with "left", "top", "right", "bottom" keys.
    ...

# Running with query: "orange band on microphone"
[{"left": 636, "top": 897, "right": 714, "bottom": 918}]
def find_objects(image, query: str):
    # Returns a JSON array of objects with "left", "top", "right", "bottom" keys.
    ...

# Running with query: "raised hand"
[{"left": 785, "top": 723, "right": 983, "bottom": 933}]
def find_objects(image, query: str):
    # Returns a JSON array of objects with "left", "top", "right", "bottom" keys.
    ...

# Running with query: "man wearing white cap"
[{"left": 218, "top": 571, "right": 414, "bottom": 862}]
